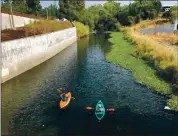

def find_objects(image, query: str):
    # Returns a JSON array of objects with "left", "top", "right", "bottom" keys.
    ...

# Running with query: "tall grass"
[
  {"left": 73, "top": 21, "right": 89, "bottom": 38},
  {"left": 133, "top": 19, "right": 178, "bottom": 46},
  {"left": 25, "top": 20, "right": 73, "bottom": 34},
  {"left": 121, "top": 21, "right": 178, "bottom": 111},
  {"left": 133, "top": 19, "right": 170, "bottom": 30},
  {"left": 106, "top": 32, "right": 172, "bottom": 95},
  {"left": 122, "top": 27, "right": 178, "bottom": 83},
  {"left": 150, "top": 33, "right": 178, "bottom": 45},
  {"left": 2, "top": 20, "right": 73, "bottom": 42}
]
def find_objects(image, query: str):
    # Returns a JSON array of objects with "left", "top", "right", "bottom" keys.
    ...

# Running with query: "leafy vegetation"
[
  {"left": 1, "top": 0, "right": 58, "bottom": 19},
  {"left": 24, "top": 20, "right": 72, "bottom": 33},
  {"left": 57, "top": 0, "right": 162, "bottom": 32},
  {"left": 162, "top": 6, "right": 178, "bottom": 21},
  {"left": 168, "top": 95, "right": 178, "bottom": 111},
  {"left": 123, "top": 23, "right": 178, "bottom": 86},
  {"left": 38, "top": 5, "right": 59, "bottom": 19},
  {"left": 73, "top": 21, "right": 89, "bottom": 38},
  {"left": 120, "top": 21, "right": 178, "bottom": 111},
  {"left": 106, "top": 31, "right": 178, "bottom": 111},
  {"left": 2, "top": 0, "right": 164, "bottom": 32},
  {"left": 106, "top": 32, "right": 172, "bottom": 94},
  {"left": 59, "top": 0, "right": 85, "bottom": 21},
  {"left": 170, "top": 6, "right": 178, "bottom": 21},
  {"left": 2, "top": 0, "right": 41, "bottom": 14},
  {"left": 2, "top": 0, "right": 33, "bottom": 14}
]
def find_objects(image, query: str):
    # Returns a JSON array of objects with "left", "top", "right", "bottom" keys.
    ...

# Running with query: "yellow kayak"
[{"left": 59, "top": 92, "right": 71, "bottom": 109}]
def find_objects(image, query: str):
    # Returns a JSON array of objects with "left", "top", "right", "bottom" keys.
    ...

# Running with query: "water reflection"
[{"left": 77, "top": 35, "right": 89, "bottom": 62}]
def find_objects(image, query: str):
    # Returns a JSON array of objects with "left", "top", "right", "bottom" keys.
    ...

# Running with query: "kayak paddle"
[
  {"left": 57, "top": 88, "right": 63, "bottom": 93},
  {"left": 106, "top": 108, "right": 115, "bottom": 112},
  {"left": 71, "top": 97, "right": 75, "bottom": 100},
  {"left": 85, "top": 106, "right": 94, "bottom": 110},
  {"left": 85, "top": 107, "right": 115, "bottom": 111}
]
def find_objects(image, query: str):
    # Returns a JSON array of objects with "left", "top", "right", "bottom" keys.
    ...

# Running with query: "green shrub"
[
  {"left": 115, "top": 22, "right": 121, "bottom": 31},
  {"left": 168, "top": 95, "right": 178, "bottom": 111},
  {"left": 2, "top": 1, "right": 32, "bottom": 14},
  {"left": 128, "top": 16, "right": 135, "bottom": 25},
  {"left": 73, "top": 21, "right": 89, "bottom": 38}
]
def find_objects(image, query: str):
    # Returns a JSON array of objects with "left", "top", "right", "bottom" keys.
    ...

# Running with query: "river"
[{"left": 2, "top": 34, "right": 178, "bottom": 136}]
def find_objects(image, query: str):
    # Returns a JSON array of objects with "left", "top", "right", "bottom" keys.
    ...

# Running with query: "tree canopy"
[{"left": 2, "top": 0, "right": 164, "bottom": 31}]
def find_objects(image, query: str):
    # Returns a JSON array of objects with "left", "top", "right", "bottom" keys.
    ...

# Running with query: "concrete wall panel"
[{"left": 1, "top": 27, "right": 77, "bottom": 83}]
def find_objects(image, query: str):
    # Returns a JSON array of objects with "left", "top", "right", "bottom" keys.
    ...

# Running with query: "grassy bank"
[
  {"left": 106, "top": 28, "right": 178, "bottom": 111},
  {"left": 106, "top": 32, "right": 172, "bottom": 94},
  {"left": 123, "top": 28, "right": 178, "bottom": 80},
  {"left": 124, "top": 21, "right": 178, "bottom": 111},
  {"left": 2, "top": 20, "right": 73, "bottom": 42},
  {"left": 168, "top": 95, "right": 178, "bottom": 111},
  {"left": 73, "top": 21, "right": 89, "bottom": 39},
  {"left": 106, "top": 32, "right": 178, "bottom": 111}
]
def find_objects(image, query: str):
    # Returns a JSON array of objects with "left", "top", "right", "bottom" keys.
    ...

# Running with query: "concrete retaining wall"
[
  {"left": 1, "top": 13, "right": 37, "bottom": 30},
  {"left": 1, "top": 27, "right": 77, "bottom": 83}
]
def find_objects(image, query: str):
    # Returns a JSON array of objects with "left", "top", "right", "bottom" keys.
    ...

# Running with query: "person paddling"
[
  {"left": 97, "top": 104, "right": 105, "bottom": 112},
  {"left": 57, "top": 88, "right": 75, "bottom": 101},
  {"left": 57, "top": 88, "right": 68, "bottom": 101}
]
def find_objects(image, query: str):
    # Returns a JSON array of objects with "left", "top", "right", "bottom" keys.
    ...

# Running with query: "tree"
[
  {"left": 103, "top": 1, "right": 120, "bottom": 16},
  {"left": 25, "top": 0, "right": 41, "bottom": 14},
  {"left": 117, "top": 6, "right": 135, "bottom": 26},
  {"left": 47, "top": 5, "right": 59, "bottom": 19},
  {"left": 152, "top": 0, "right": 162, "bottom": 15},
  {"left": 162, "top": 11, "right": 171, "bottom": 20},
  {"left": 2, "top": 0, "right": 31, "bottom": 14},
  {"left": 58, "top": 0, "right": 85, "bottom": 20},
  {"left": 170, "top": 6, "right": 178, "bottom": 21}
]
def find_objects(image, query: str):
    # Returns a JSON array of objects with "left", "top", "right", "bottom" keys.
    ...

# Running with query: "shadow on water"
[{"left": 2, "top": 34, "right": 178, "bottom": 136}]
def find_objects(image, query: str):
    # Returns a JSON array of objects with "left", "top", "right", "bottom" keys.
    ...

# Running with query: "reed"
[{"left": 121, "top": 20, "right": 178, "bottom": 111}]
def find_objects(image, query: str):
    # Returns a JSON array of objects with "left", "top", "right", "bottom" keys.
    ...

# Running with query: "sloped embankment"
[{"left": 106, "top": 31, "right": 178, "bottom": 111}]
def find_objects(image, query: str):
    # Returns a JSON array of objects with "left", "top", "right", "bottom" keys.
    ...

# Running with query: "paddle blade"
[
  {"left": 71, "top": 97, "right": 75, "bottom": 100},
  {"left": 107, "top": 108, "right": 115, "bottom": 112},
  {"left": 85, "top": 106, "right": 93, "bottom": 110},
  {"left": 57, "top": 89, "right": 62, "bottom": 93}
]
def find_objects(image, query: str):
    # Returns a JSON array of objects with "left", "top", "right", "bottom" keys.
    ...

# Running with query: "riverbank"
[
  {"left": 127, "top": 20, "right": 178, "bottom": 111},
  {"left": 106, "top": 32, "right": 178, "bottom": 111},
  {"left": 135, "top": 19, "right": 178, "bottom": 50}
]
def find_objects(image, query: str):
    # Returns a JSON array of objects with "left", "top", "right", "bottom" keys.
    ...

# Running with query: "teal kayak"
[{"left": 95, "top": 100, "right": 105, "bottom": 120}]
